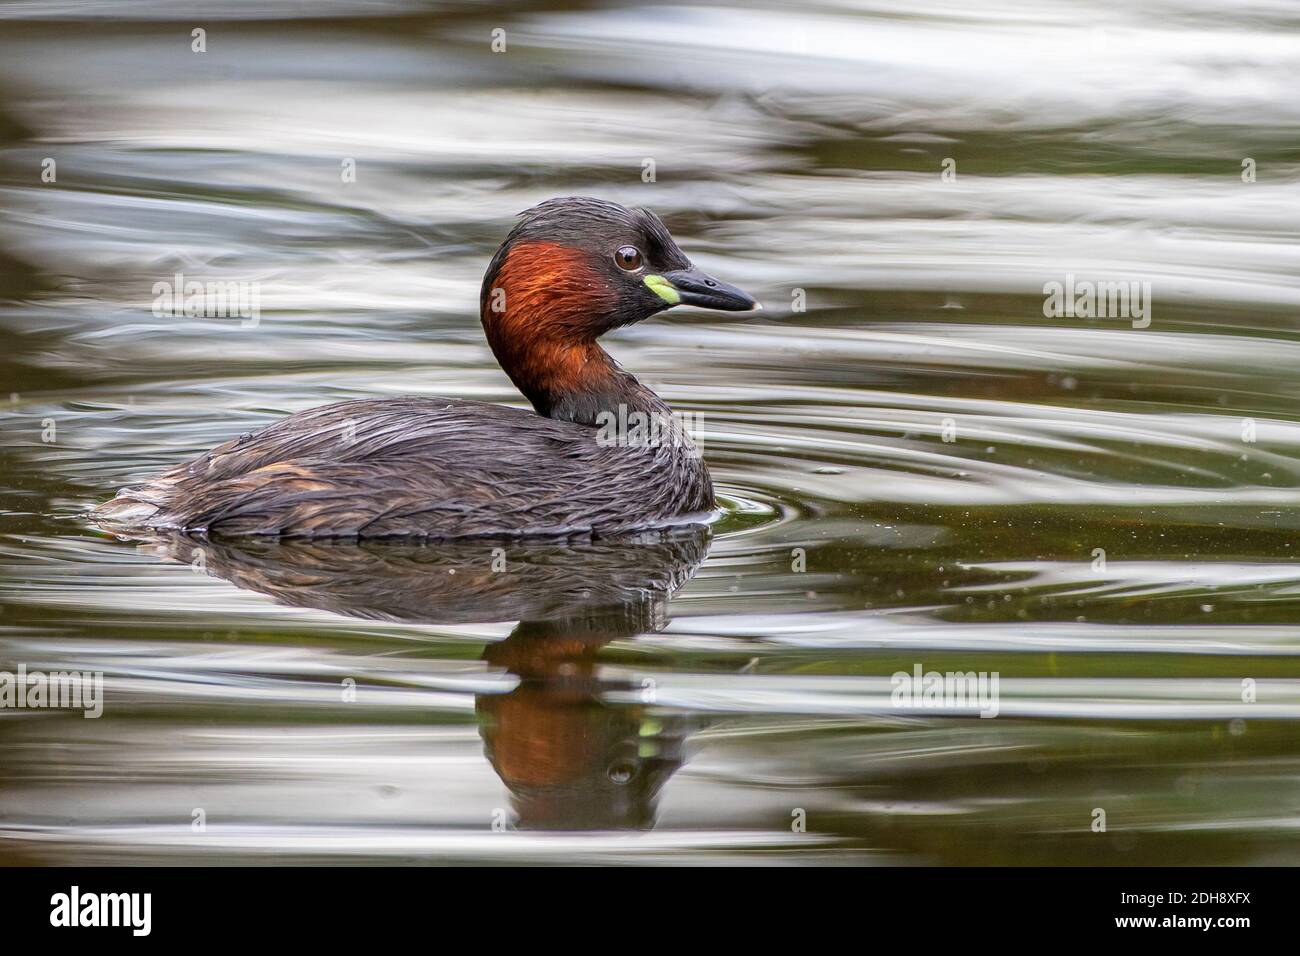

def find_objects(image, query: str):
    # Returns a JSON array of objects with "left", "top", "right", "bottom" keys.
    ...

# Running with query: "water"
[{"left": 1, "top": 0, "right": 1299, "bottom": 864}]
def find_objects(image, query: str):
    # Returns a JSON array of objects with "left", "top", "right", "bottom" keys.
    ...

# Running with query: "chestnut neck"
[
  {"left": 510, "top": 343, "right": 666, "bottom": 426},
  {"left": 481, "top": 241, "right": 669, "bottom": 426}
]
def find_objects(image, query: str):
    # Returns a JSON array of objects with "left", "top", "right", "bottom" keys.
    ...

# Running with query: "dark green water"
[{"left": 1, "top": 1, "right": 1299, "bottom": 864}]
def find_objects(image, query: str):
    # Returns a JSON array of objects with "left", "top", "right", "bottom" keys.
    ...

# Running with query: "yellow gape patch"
[{"left": 643, "top": 274, "right": 680, "bottom": 305}]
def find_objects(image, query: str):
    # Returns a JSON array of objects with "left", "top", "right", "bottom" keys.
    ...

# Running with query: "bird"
[{"left": 94, "top": 197, "right": 760, "bottom": 538}]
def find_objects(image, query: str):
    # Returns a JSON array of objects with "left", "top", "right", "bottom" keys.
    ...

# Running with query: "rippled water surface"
[{"left": 2, "top": 0, "right": 1299, "bottom": 864}]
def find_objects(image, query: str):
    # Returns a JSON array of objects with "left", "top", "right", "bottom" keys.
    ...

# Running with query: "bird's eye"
[
  {"left": 614, "top": 245, "right": 643, "bottom": 271},
  {"left": 608, "top": 759, "right": 638, "bottom": 785}
]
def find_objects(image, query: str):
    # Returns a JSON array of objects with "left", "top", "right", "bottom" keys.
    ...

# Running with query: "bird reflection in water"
[{"left": 137, "top": 526, "right": 711, "bottom": 831}]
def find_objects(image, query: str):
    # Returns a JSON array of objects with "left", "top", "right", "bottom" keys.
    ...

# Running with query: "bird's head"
[{"left": 479, "top": 197, "right": 759, "bottom": 421}]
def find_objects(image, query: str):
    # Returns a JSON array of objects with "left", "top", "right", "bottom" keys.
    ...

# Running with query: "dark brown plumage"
[{"left": 95, "top": 197, "right": 758, "bottom": 538}]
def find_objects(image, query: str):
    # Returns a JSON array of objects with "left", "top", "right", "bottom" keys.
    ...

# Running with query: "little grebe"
[{"left": 95, "top": 197, "right": 759, "bottom": 538}]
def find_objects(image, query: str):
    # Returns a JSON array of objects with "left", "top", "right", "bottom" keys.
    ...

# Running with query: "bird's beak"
[{"left": 646, "top": 267, "right": 761, "bottom": 312}]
